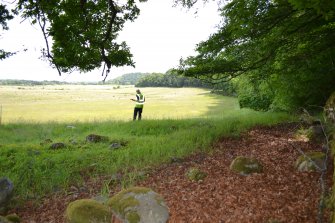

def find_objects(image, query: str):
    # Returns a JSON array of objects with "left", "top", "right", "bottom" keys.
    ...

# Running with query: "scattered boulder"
[
  {"left": 108, "top": 187, "right": 169, "bottom": 223},
  {"left": 5, "top": 214, "right": 20, "bottom": 223},
  {"left": 169, "top": 157, "right": 183, "bottom": 164},
  {"left": 92, "top": 195, "right": 109, "bottom": 205},
  {"left": 325, "top": 91, "right": 335, "bottom": 123},
  {"left": 109, "top": 143, "right": 122, "bottom": 150},
  {"left": 0, "top": 178, "right": 14, "bottom": 208},
  {"left": 109, "top": 139, "right": 129, "bottom": 150},
  {"left": 230, "top": 156, "right": 263, "bottom": 176},
  {"left": 295, "top": 151, "right": 325, "bottom": 172},
  {"left": 49, "top": 142, "right": 66, "bottom": 150},
  {"left": 86, "top": 134, "right": 109, "bottom": 143},
  {"left": 0, "top": 216, "right": 11, "bottom": 223},
  {"left": 185, "top": 168, "right": 207, "bottom": 182},
  {"left": 65, "top": 199, "right": 112, "bottom": 223}
]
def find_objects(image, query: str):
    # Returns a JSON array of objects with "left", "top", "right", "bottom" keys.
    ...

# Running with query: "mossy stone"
[
  {"left": 86, "top": 134, "right": 109, "bottom": 143},
  {"left": 65, "top": 199, "right": 112, "bottom": 223},
  {"left": 126, "top": 211, "right": 140, "bottom": 223},
  {"left": 107, "top": 187, "right": 169, "bottom": 223},
  {"left": 5, "top": 214, "right": 20, "bottom": 223},
  {"left": 230, "top": 156, "right": 263, "bottom": 175},
  {"left": 0, "top": 216, "right": 10, "bottom": 223},
  {"left": 186, "top": 168, "right": 207, "bottom": 182},
  {"left": 295, "top": 151, "right": 325, "bottom": 172},
  {"left": 49, "top": 142, "right": 66, "bottom": 150}
]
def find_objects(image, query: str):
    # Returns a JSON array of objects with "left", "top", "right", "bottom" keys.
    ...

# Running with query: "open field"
[
  {"left": 0, "top": 85, "right": 294, "bottom": 204},
  {"left": 0, "top": 85, "right": 239, "bottom": 123}
]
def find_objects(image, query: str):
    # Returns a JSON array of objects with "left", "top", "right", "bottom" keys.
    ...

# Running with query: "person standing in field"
[{"left": 131, "top": 89, "right": 145, "bottom": 120}]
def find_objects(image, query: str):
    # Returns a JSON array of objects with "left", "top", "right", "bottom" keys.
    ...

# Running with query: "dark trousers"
[{"left": 133, "top": 107, "right": 143, "bottom": 120}]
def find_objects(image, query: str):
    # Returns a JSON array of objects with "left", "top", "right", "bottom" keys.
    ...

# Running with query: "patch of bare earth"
[{"left": 11, "top": 123, "right": 332, "bottom": 223}]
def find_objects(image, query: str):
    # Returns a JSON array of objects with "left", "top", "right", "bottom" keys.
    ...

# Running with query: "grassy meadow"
[
  {"left": 0, "top": 85, "right": 294, "bottom": 202},
  {"left": 0, "top": 85, "right": 239, "bottom": 123}
]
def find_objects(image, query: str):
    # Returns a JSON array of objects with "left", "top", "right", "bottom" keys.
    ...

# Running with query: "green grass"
[
  {"left": 0, "top": 85, "right": 239, "bottom": 123},
  {"left": 0, "top": 85, "right": 295, "bottom": 203}
]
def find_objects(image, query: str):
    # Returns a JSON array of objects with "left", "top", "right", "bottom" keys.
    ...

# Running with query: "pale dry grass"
[{"left": 0, "top": 85, "right": 239, "bottom": 123}]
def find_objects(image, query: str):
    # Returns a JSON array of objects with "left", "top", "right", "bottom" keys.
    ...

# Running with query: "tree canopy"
[
  {"left": 1, "top": 0, "right": 147, "bottom": 80},
  {"left": 177, "top": 0, "right": 335, "bottom": 110},
  {"left": 1, "top": 0, "right": 334, "bottom": 111},
  {"left": 0, "top": 3, "right": 14, "bottom": 60}
]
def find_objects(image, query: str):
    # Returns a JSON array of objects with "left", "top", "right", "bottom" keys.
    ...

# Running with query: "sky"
[{"left": 0, "top": 1, "right": 221, "bottom": 82}]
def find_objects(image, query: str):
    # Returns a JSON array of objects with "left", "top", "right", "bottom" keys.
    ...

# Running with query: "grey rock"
[
  {"left": 49, "top": 142, "right": 66, "bottom": 150},
  {"left": 0, "top": 216, "right": 11, "bottom": 223},
  {"left": 186, "top": 168, "right": 207, "bottom": 182},
  {"left": 170, "top": 157, "right": 183, "bottom": 163},
  {"left": 109, "top": 143, "right": 122, "bottom": 150},
  {"left": 65, "top": 199, "right": 112, "bottom": 223},
  {"left": 92, "top": 195, "right": 109, "bottom": 205},
  {"left": 0, "top": 178, "right": 14, "bottom": 208},
  {"left": 108, "top": 187, "right": 169, "bottom": 223},
  {"left": 86, "top": 134, "right": 109, "bottom": 143},
  {"left": 230, "top": 156, "right": 263, "bottom": 176},
  {"left": 295, "top": 152, "right": 325, "bottom": 172}
]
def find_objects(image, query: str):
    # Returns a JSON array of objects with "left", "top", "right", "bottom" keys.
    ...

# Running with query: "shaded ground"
[{"left": 11, "top": 123, "right": 332, "bottom": 222}]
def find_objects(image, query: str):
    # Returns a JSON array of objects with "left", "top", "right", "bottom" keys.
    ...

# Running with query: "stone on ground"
[
  {"left": 65, "top": 199, "right": 112, "bottom": 223},
  {"left": 107, "top": 187, "right": 169, "bottom": 223},
  {"left": 185, "top": 168, "right": 207, "bottom": 182},
  {"left": 49, "top": 142, "right": 66, "bottom": 150},
  {"left": 230, "top": 156, "right": 263, "bottom": 175},
  {"left": 295, "top": 151, "right": 325, "bottom": 172},
  {"left": 0, "top": 178, "right": 14, "bottom": 208},
  {"left": 86, "top": 134, "right": 109, "bottom": 143}
]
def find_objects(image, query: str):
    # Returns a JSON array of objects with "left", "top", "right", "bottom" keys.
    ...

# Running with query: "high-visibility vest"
[{"left": 135, "top": 94, "right": 145, "bottom": 108}]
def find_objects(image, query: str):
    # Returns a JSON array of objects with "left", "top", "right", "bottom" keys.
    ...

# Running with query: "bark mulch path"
[{"left": 11, "top": 123, "right": 332, "bottom": 223}]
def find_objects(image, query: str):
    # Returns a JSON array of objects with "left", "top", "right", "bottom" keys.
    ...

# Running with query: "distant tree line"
[
  {"left": 0, "top": 72, "right": 236, "bottom": 96},
  {"left": 106, "top": 73, "right": 150, "bottom": 85},
  {"left": 0, "top": 79, "right": 112, "bottom": 86},
  {"left": 0, "top": 79, "right": 68, "bottom": 86},
  {"left": 135, "top": 72, "right": 212, "bottom": 88}
]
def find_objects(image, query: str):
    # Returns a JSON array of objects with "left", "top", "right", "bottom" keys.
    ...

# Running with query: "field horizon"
[
  {"left": 0, "top": 84, "right": 294, "bottom": 205},
  {"left": 0, "top": 85, "right": 239, "bottom": 124}
]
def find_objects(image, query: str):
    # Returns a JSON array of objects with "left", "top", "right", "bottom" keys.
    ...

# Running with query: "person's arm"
[{"left": 130, "top": 95, "right": 139, "bottom": 102}]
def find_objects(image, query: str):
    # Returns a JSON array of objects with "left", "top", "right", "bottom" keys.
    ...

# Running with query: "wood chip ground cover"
[{"left": 11, "top": 123, "right": 333, "bottom": 222}]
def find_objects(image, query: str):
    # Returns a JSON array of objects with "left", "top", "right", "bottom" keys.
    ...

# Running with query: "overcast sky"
[{"left": 0, "top": 1, "right": 221, "bottom": 82}]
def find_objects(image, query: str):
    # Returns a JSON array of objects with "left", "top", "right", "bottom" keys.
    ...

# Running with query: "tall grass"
[
  {"left": 0, "top": 111, "right": 293, "bottom": 201},
  {"left": 0, "top": 86, "right": 239, "bottom": 123},
  {"left": 0, "top": 85, "right": 295, "bottom": 202}
]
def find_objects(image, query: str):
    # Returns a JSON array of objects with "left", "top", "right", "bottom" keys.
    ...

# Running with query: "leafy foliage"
[
  {"left": 177, "top": 0, "right": 335, "bottom": 111},
  {"left": 13, "top": 0, "right": 147, "bottom": 77},
  {"left": 134, "top": 72, "right": 211, "bottom": 88},
  {"left": 0, "top": 3, "right": 14, "bottom": 60}
]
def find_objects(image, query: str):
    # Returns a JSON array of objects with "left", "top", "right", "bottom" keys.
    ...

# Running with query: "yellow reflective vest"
[{"left": 135, "top": 93, "right": 145, "bottom": 108}]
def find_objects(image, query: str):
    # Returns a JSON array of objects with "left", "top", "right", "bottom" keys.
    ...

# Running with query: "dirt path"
[{"left": 12, "top": 123, "right": 332, "bottom": 222}]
